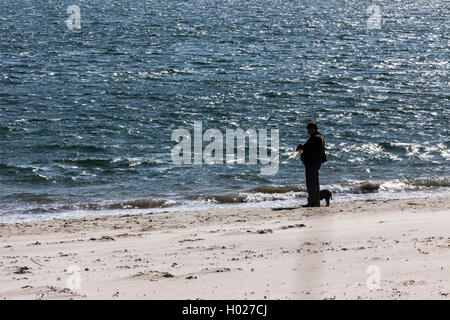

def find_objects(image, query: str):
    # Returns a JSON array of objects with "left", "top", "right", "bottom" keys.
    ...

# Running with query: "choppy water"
[{"left": 0, "top": 0, "right": 449, "bottom": 222}]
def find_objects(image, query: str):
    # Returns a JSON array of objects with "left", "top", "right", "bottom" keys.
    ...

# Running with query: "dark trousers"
[{"left": 305, "top": 164, "right": 320, "bottom": 206}]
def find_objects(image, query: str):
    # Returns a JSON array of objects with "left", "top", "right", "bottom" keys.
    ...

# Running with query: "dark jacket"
[{"left": 300, "top": 132, "right": 327, "bottom": 166}]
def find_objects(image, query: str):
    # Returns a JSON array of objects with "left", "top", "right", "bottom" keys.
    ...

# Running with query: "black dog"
[{"left": 320, "top": 190, "right": 332, "bottom": 206}]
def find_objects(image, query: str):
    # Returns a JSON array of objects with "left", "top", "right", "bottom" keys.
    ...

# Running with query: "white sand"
[{"left": 0, "top": 196, "right": 449, "bottom": 300}]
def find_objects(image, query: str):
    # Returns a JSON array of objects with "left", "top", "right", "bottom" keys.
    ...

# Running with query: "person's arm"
[
  {"left": 297, "top": 138, "right": 313, "bottom": 152},
  {"left": 299, "top": 137, "right": 312, "bottom": 152},
  {"left": 301, "top": 136, "right": 321, "bottom": 153}
]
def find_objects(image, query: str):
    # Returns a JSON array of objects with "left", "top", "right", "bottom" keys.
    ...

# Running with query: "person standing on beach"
[{"left": 296, "top": 122, "right": 327, "bottom": 207}]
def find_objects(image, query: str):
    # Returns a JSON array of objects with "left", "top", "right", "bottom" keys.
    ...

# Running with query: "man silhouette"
[{"left": 296, "top": 122, "right": 327, "bottom": 207}]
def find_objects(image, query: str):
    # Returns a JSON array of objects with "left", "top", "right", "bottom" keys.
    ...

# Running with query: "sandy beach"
[{"left": 0, "top": 196, "right": 449, "bottom": 300}]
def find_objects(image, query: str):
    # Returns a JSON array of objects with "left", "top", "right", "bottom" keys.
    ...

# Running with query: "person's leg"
[
  {"left": 305, "top": 166, "right": 313, "bottom": 205},
  {"left": 312, "top": 166, "right": 320, "bottom": 206},
  {"left": 305, "top": 165, "right": 319, "bottom": 206},
  {"left": 305, "top": 165, "right": 320, "bottom": 206}
]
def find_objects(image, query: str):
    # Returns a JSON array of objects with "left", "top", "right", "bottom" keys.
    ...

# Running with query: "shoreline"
[
  {"left": 2, "top": 186, "right": 450, "bottom": 224},
  {"left": 0, "top": 196, "right": 449, "bottom": 299}
]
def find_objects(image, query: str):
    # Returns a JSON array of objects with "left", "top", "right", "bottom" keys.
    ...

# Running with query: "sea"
[{"left": 0, "top": 0, "right": 448, "bottom": 222}]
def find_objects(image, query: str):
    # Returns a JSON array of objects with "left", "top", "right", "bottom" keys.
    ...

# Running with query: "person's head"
[{"left": 306, "top": 122, "right": 318, "bottom": 135}]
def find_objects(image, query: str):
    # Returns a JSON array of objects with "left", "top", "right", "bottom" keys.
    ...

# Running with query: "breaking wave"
[
  {"left": 185, "top": 177, "right": 450, "bottom": 204},
  {"left": 16, "top": 198, "right": 177, "bottom": 215}
]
